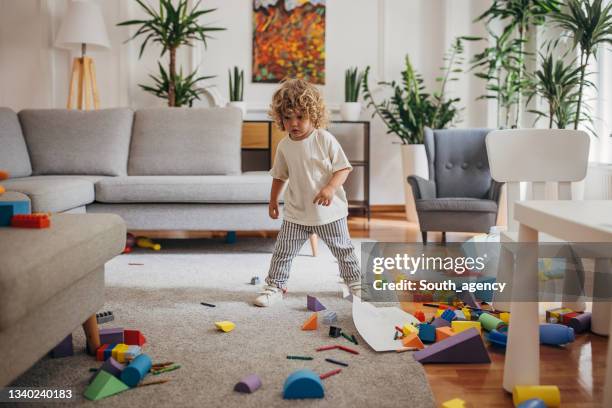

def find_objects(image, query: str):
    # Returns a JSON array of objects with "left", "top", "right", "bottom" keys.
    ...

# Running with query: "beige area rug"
[{"left": 10, "top": 238, "right": 436, "bottom": 408}]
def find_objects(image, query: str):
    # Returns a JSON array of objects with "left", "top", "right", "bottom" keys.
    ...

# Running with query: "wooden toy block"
[
  {"left": 442, "top": 398, "right": 466, "bottom": 408},
  {"left": 322, "top": 310, "right": 337, "bottom": 325},
  {"left": 301, "top": 313, "right": 318, "bottom": 330},
  {"left": 84, "top": 370, "right": 129, "bottom": 401},
  {"left": 452, "top": 320, "right": 482, "bottom": 335},
  {"left": 441, "top": 309, "right": 456, "bottom": 322},
  {"left": 402, "top": 324, "right": 418, "bottom": 336},
  {"left": 96, "top": 344, "right": 109, "bottom": 361},
  {"left": 124, "top": 329, "right": 146, "bottom": 346},
  {"left": 435, "top": 326, "right": 456, "bottom": 342},
  {"left": 513, "top": 385, "right": 561, "bottom": 407},
  {"left": 234, "top": 374, "right": 262, "bottom": 393},
  {"left": 418, "top": 323, "right": 436, "bottom": 343},
  {"left": 100, "top": 327, "right": 124, "bottom": 344},
  {"left": 120, "top": 354, "right": 152, "bottom": 388},
  {"left": 567, "top": 312, "right": 591, "bottom": 333},
  {"left": 414, "top": 310, "right": 426, "bottom": 322},
  {"left": 10, "top": 213, "right": 50, "bottom": 228},
  {"left": 402, "top": 333, "right": 424, "bottom": 350},
  {"left": 540, "top": 323, "right": 575, "bottom": 346},
  {"left": 96, "top": 311, "right": 114, "bottom": 324},
  {"left": 50, "top": 334, "right": 73, "bottom": 358},
  {"left": 307, "top": 295, "right": 326, "bottom": 312},
  {"left": 500, "top": 312, "right": 510, "bottom": 324},
  {"left": 478, "top": 313, "right": 507, "bottom": 332},
  {"left": 215, "top": 321, "right": 236, "bottom": 332},
  {"left": 0, "top": 199, "right": 30, "bottom": 227},
  {"left": 329, "top": 326, "right": 342, "bottom": 338},
  {"left": 283, "top": 369, "right": 324, "bottom": 399},
  {"left": 413, "top": 328, "right": 491, "bottom": 364}
]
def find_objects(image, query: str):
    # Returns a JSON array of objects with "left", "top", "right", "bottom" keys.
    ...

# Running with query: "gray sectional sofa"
[{"left": 0, "top": 107, "right": 282, "bottom": 231}]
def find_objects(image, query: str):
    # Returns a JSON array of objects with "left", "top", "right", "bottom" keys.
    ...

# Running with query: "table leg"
[
  {"left": 603, "top": 301, "right": 612, "bottom": 406},
  {"left": 492, "top": 242, "right": 514, "bottom": 312},
  {"left": 503, "top": 224, "right": 540, "bottom": 392},
  {"left": 591, "top": 258, "right": 612, "bottom": 335}
]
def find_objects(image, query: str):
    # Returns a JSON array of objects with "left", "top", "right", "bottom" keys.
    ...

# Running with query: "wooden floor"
[{"left": 348, "top": 211, "right": 607, "bottom": 408}]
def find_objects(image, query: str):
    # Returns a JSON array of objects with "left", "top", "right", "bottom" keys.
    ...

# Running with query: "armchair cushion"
[{"left": 416, "top": 198, "right": 497, "bottom": 213}]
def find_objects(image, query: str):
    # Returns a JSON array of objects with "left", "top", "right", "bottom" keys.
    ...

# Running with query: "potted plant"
[
  {"left": 118, "top": 0, "right": 225, "bottom": 107},
  {"left": 363, "top": 39, "right": 464, "bottom": 221},
  {"left": 228, "top": 66, "right": 246, "bottom": 117},
  {"left": 340, "top": 67, "right": 364, "bottom": 121}
]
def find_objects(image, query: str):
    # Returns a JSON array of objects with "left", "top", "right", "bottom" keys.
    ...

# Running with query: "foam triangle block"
[
  {"left": 307, "top": 295, "right": 326, "bottom": 312},
  {"left": 84, "top": 370, "right": 129, "bottom": 400},
  {"left": 402, "top": 333, "right": 424, "bottom": 350},
  {"left": 301, "top": 313, "right": 318, "bottom": 330},
  {"left": 413, "top": 328, "right": 490, "bottom": 364}
]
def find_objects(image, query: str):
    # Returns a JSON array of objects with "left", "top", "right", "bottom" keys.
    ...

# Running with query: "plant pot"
[
  {"left": 227, "top": 101, "right": 247, "bottom": 118},
  {"left": 340, "top": 102, "right": 362, "bottom": 121},
  {"left": 401, "top": 144, "right": 429, "bottom": 223}
]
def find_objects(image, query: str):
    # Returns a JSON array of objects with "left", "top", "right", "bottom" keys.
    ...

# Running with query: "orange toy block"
[
  {"left": 0, "top": 185, "right": 5, "bottom": 194},
  {"left": 0, "top": 170, "right": 9, "bottom": 180},
  {"left": 301, "top": 313, "right": 318, "bottom": 330},
  {"left": 402, "top": 333, "right": 424, "bottom": 350},
  {"left": 11, "top": 214, "right": 50, "bottom": 228},
  {"left": 436, "top": 326, "right": 456, "bottom": 342}
]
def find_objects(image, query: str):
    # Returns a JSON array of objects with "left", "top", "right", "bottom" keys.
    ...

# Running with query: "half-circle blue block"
[{"left": 283, "top": 369, "right": 324, "bottom": 399}]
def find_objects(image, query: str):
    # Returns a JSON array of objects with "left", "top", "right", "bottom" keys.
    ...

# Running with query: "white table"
[{"left": 502, "top": 200, "right": 612, "bottom": 404}]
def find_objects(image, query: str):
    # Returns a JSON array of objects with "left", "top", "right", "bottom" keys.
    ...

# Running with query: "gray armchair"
[{"left": 407, "top": 127, "right": 502, "bottom": 243}]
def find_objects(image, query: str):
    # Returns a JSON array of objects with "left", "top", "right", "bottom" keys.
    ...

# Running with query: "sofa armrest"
[
  {"left": 487, "top": 180, "right": 504, "bottom": 203},
  {"left": 407, "top": 175, "right": 436, "bottom": 200}
]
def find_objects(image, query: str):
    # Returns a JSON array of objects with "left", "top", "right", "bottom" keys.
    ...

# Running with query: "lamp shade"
[{"left": 55, "top": 0, "right": 110, "bottom": 50}]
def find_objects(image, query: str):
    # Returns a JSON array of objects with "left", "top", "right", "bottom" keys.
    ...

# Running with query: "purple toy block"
[
  {"left": 431, "top": 317, "right": 451, "bottom": 328},
  {"left": 413, "top": 328, "right": 491, "bottom": 364},
  {"left": 88, "top": 357, "right": 125, "bottom": 384},
  {"left": 307, "top": 295, "right": 326, "bottom": 312},
  {"left": 100, "top": 327, "right": 124, "bottom": 344},
  {"left": 234, "top": 374, "right": 262, "bottom": 393},
  {"left": 50, "top": 334, "right": 73, "bottom": 358},
  {"left": 568, "top": 312, "right": 591, "bottom": 334}
]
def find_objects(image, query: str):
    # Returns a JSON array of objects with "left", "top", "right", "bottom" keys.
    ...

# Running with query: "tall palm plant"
[
  {"left": 118, "top": 0, "right": 225, "bottom": 107},
  {"left": 551, "top": 0, "right": 612, "bottom": 129}
]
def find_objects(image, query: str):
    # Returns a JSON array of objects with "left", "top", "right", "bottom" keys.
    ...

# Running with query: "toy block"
[
  {"left": 452, "top": 320, "right": 482, "bottom": 335},
  {"left": 436, "top": 309, "right": 445, "bottom": 317},
  {"left": 283, "top": 369, "right": 324, "bottom": 399},
  {"left": 402, "top": 324, "right": 418, "bottom": 336},
  {"left": 567, "top": 312, "right": 591, "bottom": 333},
  {"left": 301, "top": 313, "right": 318, "bottom": 330},
  {"left": 120, "top": 354, "right": 152, "bottom": 388},
  {"left": 234, "top": 374, "right": 262, "bottom": 393},
  {"left": 307, "top": 295, "right": 326, "bottom": 312},
  {"left": 112, "top": 344, "right": 128, "bottom": 362},
  {"left": 460, "top": 291, "right": 479, "bottom": 308},
  {"left": 418, "top": 323, "right": 436, "bottom": 343},
  {"left": 431, "top": 317, "right": 451, "bottom": 328},
  {"left": 561, "top": 312, "right": 578, "bottom": 325},
  {"left": 545, "top": 307, "right": 572, "bottom": 324},
  {"left": 453, "top": 310, "right": 467, "bottom": 321},
  {"left": 125, "top": 345, "right": 142, "bottom": 361},
  {"left": 215, "top": 321, "right": 236, "bottom": 332},
  {"left": 478, "top": 313, "right": 507, "bottom": 332},
  {"left": 0, "top": 185, "right": 4, "bottom": 194},
  {"left": 124, "top": 329, "right": 146, "bottom": 346},
  {"left": 126, "top": 232, "right": 136, "bottom": 248},
  {"left": 96, "top": 311, "right": 114, "bottom": 324},
  {"left": 250, "top": 276, "right": 260, "bottom": 285},
  {"left": 100, "top": 357, "right": 125, "bottom": 379},
  {"left": 10, "top": 213, "right": 50, "bottom": 228},
  {"left": 413, "top": 328, "right": 491, "bottom": 364},
  {"left": 461, "top": 307, "right": 471, "bottom": 321},
  {"left": 441, "top": 309, "right": 456, "bottom": 322},
  {"left": 414, "top": 310, "right": 426, "bottom": 322},
  {"left": 402, "top": 333, "right": 424, "bottom": 350},
  {"left": 322, "top": 310, "right": 337, "bottom": 325},
  {"left": 84, "top": 370, "right": 129, "bottom": 401},
  {"left": 442, "top": 398, "right": 466, "bottom": 408},
  {"left": 513, "top": 385, "right": 561, "bottom": 407},
  {"left": 50, "top": 334, "right": 73, "bottom": 358},
  {"left": 103, "top": 344, "right": 117, "bottom": 361},
  {"left": 100, "top": 327, "right": 124, "bottom": 344},
  {"left": 0, "top": 198, "right": 30, "bottom": 226},
  {"left": 96, "top": 344, "right": 109, "bottom": 361},
  {"left": 540, "top": 323, "right": 575, "bottom": 346},
  {"left": 435, "top": 326, "right": 455, "bottom": 342},
  {"left": 122, "top": 245, "right": 132, "bottom": 254},
  {"left": 329, "top": 326, "right": 342, "bottom": 338},
  {"left": 517, "top": 399, "right": 547, "bottom": 408},
  {"left": 0, "top": 170, "right": 9, "bottom": 180},
  {"left": 226, "top": 231, "right": 237, "bottom": 243},
  {"left": 136, "top": 237, "right": 161, "bottom": 251},
  {"left": 500, "top": 312, "right": 511, "bottom": 324}
]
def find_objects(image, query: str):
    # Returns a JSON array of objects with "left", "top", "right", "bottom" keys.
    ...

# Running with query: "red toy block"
[
  {"left": 414, "top": 310, "right": 426, "bottom": 322},
  {"left": 0, "top": 170, "right": 9, "bottom": 181},
  {"left": 10, "top": 213, "right": 50, "bottom": 228},
  {"left": 562, "top": 312, "right": 579, "bottom": 325},
  {"left": 96, "top": 344, "right": 110, "bottom": 361},
  {"left": 124, "top": 330, "right": 146, "bottom": 346}
]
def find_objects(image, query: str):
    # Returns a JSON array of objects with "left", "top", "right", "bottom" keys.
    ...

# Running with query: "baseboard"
[{"left": 370, "top": 204, "right": 405, "bottom": 213}]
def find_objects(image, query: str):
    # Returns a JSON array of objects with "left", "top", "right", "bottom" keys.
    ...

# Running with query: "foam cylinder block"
[
  {"left": 120, "top": 354, "right": 152, "bottom": 387},
  {"left": 478, "top": 313, "right": 507, "bottom": 331},
  {"left": 234, "top": 374, "right": 262, "bottom": 393},
  {"left": 539, "top": 323, "right": 575, "bottom": 346},
  {"left": 486, "top": 329, "right": 507, "bottom": 348},
  {"left": 567, "top": 312, "right": 591, "bottom": 334},
  {"left": 517, "top": 399, "right": 547, "bottom": 408},
  {"left": 513, "top": 385, "right": 561, "bottom": 407}
]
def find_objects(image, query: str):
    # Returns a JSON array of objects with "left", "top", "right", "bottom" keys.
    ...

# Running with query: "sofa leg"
[
  {"left": 82, "top": 314, "right": 100, "bottom": 356},
  {"left": 441, "top": 231, "right": 447, "bottom": 244},
  {"left": 421, "top": 231, "right": 427, "bottom": 244},
  {"left": 309, "top": 233, "right": 318, "bottom": 257}
]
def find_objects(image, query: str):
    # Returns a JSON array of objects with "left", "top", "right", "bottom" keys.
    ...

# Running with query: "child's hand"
[
  {"left": 269, "top": 201, "right": 280, "bottom": 219},
  {"left": 313, "top": 186, "right": 335, "bottom": 206}
]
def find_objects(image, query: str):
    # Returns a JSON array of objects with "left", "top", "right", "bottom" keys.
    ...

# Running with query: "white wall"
[{"left": 0, "top": 0, "right": 491, "bottom": 204}]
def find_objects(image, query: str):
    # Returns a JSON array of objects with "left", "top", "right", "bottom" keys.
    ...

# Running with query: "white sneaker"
[{"left": 253, "top": 285, "right": 284, "bottom": 307}]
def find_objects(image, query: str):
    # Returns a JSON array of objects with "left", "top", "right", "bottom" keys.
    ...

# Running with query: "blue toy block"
[
  {"left": 103, "top": 344, "right": 117, "bottom": 361},
  {"left": 226, "top": 231, "right": 237, "bottom": 244},
  {"left": 486, "top": 329, "right": 507, "bottom": 348},
  {"left": 441, "top": 309, "right": 456, "bottom": 322},
  {"left": 0, "top": 200, "right": 30, "bottom": 226},
  {"left": 120, "top": 354, "right": 152, "bottom": 388},
  {"left": 283, "top": 369, "right": 324, "bottom": 399},
  {"left": 418, "top": 323, "right": 436, "bottom": 343},
  {"left": 517, "top": 398, "right": 547, "bottom": 408}
]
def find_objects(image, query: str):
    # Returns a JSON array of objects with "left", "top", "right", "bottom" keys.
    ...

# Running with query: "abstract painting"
[{"left": 253, "top": 0, "right": 326, "bottom": 84}]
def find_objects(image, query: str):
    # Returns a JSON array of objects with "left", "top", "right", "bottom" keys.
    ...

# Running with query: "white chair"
[{"left": 486, "top": 129, "right": 591, "bottom": 392}]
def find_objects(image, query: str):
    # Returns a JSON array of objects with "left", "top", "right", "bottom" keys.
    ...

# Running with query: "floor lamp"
[{"left": 55, "top": 0, "right": 110, "bottom": 110}]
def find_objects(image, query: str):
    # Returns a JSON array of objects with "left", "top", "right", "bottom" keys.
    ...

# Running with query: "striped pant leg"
[
  {"left": 313, "top": 217, "right": 361, "bottom": 283},
  {"left": 265, "top": 220, "right": 311, "bottom": 289}
]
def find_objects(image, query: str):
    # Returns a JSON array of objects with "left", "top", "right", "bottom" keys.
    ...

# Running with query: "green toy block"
[{"left": 84, "top": 370, "right": 129, "bottom": 401}]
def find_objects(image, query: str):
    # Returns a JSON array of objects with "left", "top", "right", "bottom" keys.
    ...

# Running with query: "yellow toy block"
[
  {"left": 442, "top": 398, "right": 466, "bottom": 408},
  {"left": 215, "top": 321, "right": 236, "bottom": 332},
  {"left": 461, "top": 307, "right": 471, "bottom": 321},
  {"left": 451, "top": 320, "right": 482, "bottom": 335},
  {"left": 402, "top": 324, "right": 418, "bottom": 336},
  {"left": 436, "top": 309, "right": 445, "bottom": 317},
  {"left": 111, "top": 344, "right": 128, "bottom": 362},
  {"left": 500, "top": 312, "right": 510, "bottom": 324}
]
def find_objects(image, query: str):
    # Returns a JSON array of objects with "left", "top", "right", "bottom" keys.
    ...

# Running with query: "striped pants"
[{"left": 266, "top": 217, "right": 361, "bottom": 289}]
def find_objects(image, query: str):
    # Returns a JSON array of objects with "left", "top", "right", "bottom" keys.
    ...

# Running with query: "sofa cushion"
[
  {"left": 0, "top": 213, "right": 126, "bottom": 330},
  {"left": 128, "top": 107, "right": 242, "bottom": 176},
  {"left": 0, "top": 107, "right": 32, "bottom": 178},
  {"left": 94, "top": 172, "right": 275, "bottom": 203},
  {"left": 416, "top": 198, "right": 498, "bottom": 213},
  {"left": 2, "top": 176, "right": 102, "bottom": 212},
  {"left": 18, "top": 108, "right": 133, "bottom": 176}
]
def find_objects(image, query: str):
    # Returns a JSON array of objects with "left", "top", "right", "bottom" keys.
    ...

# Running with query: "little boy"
[{"left": 254, "top": 78, "right": 362, "bottom": 307}]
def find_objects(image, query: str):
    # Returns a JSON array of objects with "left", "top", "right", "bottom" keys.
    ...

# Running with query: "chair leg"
[
  {"left": 309, "top": 233, "right": 318, "bottom": 257},
  {"left": 421, "top": 231, "right": 427, "bottom": 244},
  {"left": 82, "top": 314, "right": 100, "bottom": 356},
  {"left": 441, "top": 232, "right": 446, "bottom": 244}
]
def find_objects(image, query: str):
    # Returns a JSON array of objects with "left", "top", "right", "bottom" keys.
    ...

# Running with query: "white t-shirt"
[{"left": 270, "top": 128, "right": 353, "bottom": 226}]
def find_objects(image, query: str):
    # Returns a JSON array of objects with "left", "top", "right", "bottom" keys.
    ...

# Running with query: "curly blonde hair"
[{"left": 269, "top": 78, "right": 329, "bottom": 131}]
